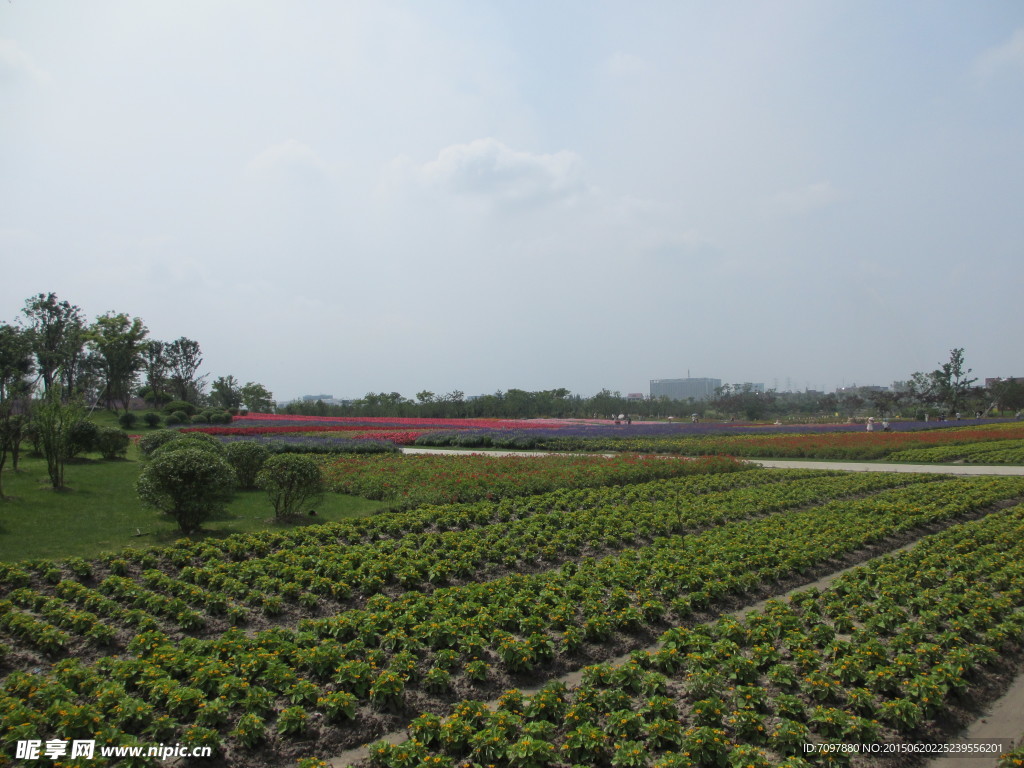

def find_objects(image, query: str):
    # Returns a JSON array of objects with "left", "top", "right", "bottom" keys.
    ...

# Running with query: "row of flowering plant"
[
  {"left": 414, "top": 421, "right": 1024, "bottom": 460},
  {"left": 320, "top": 453, "right": 748, "bottom": 509},
  {"left": 1, "top": 473, "right": 1022, "bottom": 764},
  {"left": 358, "top": 504, "right": 1024, "bottom": 768}
]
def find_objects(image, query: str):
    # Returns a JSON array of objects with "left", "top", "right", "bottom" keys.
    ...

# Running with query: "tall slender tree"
[
  {"left": 165, "top": 337, "right": 204, "bottom": 404},
  {"left": 934, "top": 347, "right": 977, "bottom": 414},
  {"left": 140, "top": 340, "right": 170, "bottom": 408}
]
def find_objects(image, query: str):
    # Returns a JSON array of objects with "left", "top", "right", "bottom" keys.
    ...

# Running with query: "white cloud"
[
  {"left": 419, "top": 138, "right": 585, "bottom": 206},
  {"left": 0, "top": 39, "right": 51, "bottom": 84},
  {"left": 973, "top": 28, "right": 1024, "bottom": 80},
  {"left": 765, "top": 181, "right": 840, "bottom": 217}
]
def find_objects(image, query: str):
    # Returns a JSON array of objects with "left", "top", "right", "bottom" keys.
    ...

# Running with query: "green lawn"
[{"left": 0, "top": 448, "right": 385, "bottom": 562}]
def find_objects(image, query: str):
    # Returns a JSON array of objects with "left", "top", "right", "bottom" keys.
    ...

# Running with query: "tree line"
[
  {"left": 0, "top": 292, "right": 275, "bottom": 495},
  {"left": 1, "top": 292, "right": 273, "bottom": 413},
  {"left": 282, "top": 349, "right": 1023, "bottom": 422}
]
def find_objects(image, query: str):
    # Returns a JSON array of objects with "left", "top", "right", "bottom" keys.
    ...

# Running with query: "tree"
[
  {"left": 32, "top": 387, "right": 86, "bottom": 490},
  {"left": 987, "top": 378, "right": 1024, "bottom": 415},
  {"left": 870, "top": 390, "right": 902, "bottom": 418},
  {"left": 140, "top": 340, "right": 171, "bottom": 408},
  {"left": 256, "top": 454, "right": 324, "bottom": 519},
  {"left": 240, "top": 381, "right": 274, "bottom": 413},
  {"left": 89, "top": 312, "right": 149, "bottom": 414},
  {"left": 21, "top": 293, "right": 87, "bottom": 397},
  {"left": 211, "top": 375, "right": 243, "bottom": 410},
  {"left": 136, "top": 447, "right": 236, "bottom": 534},
  {"left": 165, "top": 337, "right": 205, "bottom": 404},
  {"left": 0, "top": 323, "right": 35, "bottom": 498},
  {"left": 933, "top": 348, "right": 977, "bottom": 414}
]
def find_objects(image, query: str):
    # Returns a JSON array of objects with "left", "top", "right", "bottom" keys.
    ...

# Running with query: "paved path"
[{"left": 402, "top": 447, "right": 1024, "bottom": 476}]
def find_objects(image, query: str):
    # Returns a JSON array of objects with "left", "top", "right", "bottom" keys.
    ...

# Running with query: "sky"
[{"left": 2, "top": 1, "right": 1023, "bottom": 402}]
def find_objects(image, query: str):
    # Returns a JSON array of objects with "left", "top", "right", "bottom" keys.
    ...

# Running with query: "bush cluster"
[{"left": 136, "top": 431, "right": 324, "bottom": 532}]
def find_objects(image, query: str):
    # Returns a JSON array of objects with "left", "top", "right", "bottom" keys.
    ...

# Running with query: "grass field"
[{"left": 0, "top": 447, "right": 385, "bottom": 562}]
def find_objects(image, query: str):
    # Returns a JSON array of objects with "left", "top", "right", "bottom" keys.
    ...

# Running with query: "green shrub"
[
  {"left": 225, "top": 442, "right": 271, "bottom": 490},
  {"left": 138, "top": 430, "right": 181, "bottom": 457},
  {"left": 163, "top": 400, "right": 197, "bottom": 416},
  {"left": 153, "top": 432, "right": 225, "bottom": 458},
  {"left": 117, "top": 412, "right": 139, "bottom": 429},
  {"left": 143, "top": 412, "right": 162, "bottom": 428},
  {"left": 68, "top": 419, "right": 100, "bottom": 457},
  {"left": 95, "top": 427, "right": 131, "bottom": 460},
  {"left": 256, "top": 454, "right": 324, "bottom": 519},
  {"left": 191, "top": 414, "right": 208, "bottom": 425},
  {"left": 164, "top": 414, "right": 183, "bottom": 426},
  {"left": 172, "top": 410, "right": 189, "bottom": 423},
  {"left": 136, "top": 447, "right": 236, "bottom": 534}
]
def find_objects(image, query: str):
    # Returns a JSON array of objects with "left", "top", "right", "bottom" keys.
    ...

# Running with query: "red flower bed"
[
  {"left": 233, "top": 413, "right": 553, "bottom": 429},
  {"left": 183, "top": 425, "right": 419, "bottom": 436}
]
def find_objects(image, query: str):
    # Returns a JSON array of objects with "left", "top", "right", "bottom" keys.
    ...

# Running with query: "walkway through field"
[{"left": 402, "top": 446, "right": 1024, "bottom": 475}]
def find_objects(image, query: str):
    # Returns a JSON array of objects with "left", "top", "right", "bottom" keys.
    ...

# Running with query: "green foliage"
[
  {"left": 68, "top": 419, "right": 100, "bottom": 458},
  {"left": 225, "top": 441, "right": 271, "bottom": 490},
  {"left": 95, "top": 426, "right": 130, "bottom": 460},
  {"left": 256, "top": 454, "right": 324, "bottom": 519},
  {"left": 136, "top": 447, "right": 236, "bottom": 534},
  {"left": 240, "top": 381, "right": 275, "bottom": 413},
  {"left": 21, "top": 292, "right": 87, "bottom": 396},
  {"left": 117, "top": 411, "right": 139, "bottom": 429},
  {"left": 89, "top": 312, "right": 148, "bottom": 413},
  {"left": 151, "top": 431, "right": 225, "bottom": 458},
  {"left": 142, "top": 412, "right": 162, "bottom": 428},
  {"left": 138, "top": 429, "right": 181, "bottom": 457},
  {"left": 33, "top": 389, "right": 87, "bottom": 488},
  {"left": 163, "top": 399, "right": 196, "bottom": 416},
  {"left": 211, "top": 375, "right": 243, "bottom": 411}
]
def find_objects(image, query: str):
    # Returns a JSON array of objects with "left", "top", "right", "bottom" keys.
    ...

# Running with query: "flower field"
[
  {"left": 416, "top": 422, "right": 1024, "bottom": 461},
  {"left": 1, "top": 466, "right": 1023, "bottom": 767},
  {"left": 320, "top": 453, "right": 747, "bottom": 509},
  {"left": 180, "top": 413, "right": 1024, "bottom": 463},
  {"left": 885, "top": 439, "right": 1024, "bottom": 465}
]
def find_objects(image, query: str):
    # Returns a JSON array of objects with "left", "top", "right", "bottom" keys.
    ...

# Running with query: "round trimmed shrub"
[
  {"left": 163, "top": 400, "right": 197, "bottom": 416},
  {"left": 226, "top": 442, "right": 271, "bottom": 490},
  {"left": 117, "top": 412, "right": 139, "bottom": 429},
  {"left": 143, "top": 412, "right": 162, "bottom": 428},
  {"left": 136, "top": 447, "right": 236, "bottom": 534},
  {"left": 69, "top": 420, "right": 100, "bottom": 457},
  {"left": 139, "top": 430, "right": 182, "bottom": 457},
  {"left": 164, "top": 413, "right": 183, "bottom": 426},
  {"left": 95, "top": 427, "right": 131, "bottom": 460},
  {"left": 256, "top": 454, "right": 324, "bottom": 519}
]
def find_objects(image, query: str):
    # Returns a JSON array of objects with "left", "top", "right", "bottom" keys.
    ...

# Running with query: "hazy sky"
[{"left": 3, "top": 2, "right": 1022, "bottom": 401}]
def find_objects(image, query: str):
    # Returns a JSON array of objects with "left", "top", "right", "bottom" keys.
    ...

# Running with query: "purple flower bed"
[{"left": 215, "top": 434, "right": 399, "bottom": 454}]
